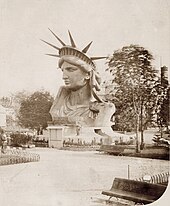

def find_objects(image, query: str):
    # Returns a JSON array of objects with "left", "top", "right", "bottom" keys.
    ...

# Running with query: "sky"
[{"left": 0, "top": 0, "right": 170, "bottom": 98}]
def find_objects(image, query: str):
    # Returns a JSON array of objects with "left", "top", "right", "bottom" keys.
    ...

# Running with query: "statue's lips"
[{"left": 64, "top": 81, "right": 70, "bottom": 85}]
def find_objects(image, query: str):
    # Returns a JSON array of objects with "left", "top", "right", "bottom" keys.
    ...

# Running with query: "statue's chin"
[{"left": 64, "top": 84, "right": 87, "bottom": 91}]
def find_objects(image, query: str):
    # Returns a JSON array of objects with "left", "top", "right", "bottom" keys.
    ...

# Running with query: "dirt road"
[{"left": 0, "top": 148, "right": 169, "bottom": 206}]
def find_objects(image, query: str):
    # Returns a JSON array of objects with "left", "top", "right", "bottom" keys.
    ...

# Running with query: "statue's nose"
[{"left": 62, "top": 70, "right": 68, "bottom": 79}]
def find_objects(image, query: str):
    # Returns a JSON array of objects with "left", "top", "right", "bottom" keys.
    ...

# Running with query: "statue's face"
[{"left": 61, "top": 61, "right": 90, "bottom": 90}]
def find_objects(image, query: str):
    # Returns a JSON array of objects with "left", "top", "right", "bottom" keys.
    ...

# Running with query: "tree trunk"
[
  {"left": 140, "top": 130, "right": 144, "bottom": 150},
  {"left": 140, "top": 104, "right": 144, "bottom": 150},
  {"left": 136, "top": 114, "right": 140, "bottom": 153}
]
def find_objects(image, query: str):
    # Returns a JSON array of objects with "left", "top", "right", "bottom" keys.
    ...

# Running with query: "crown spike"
[
  {"left": 45, "top": 54, "right": 60, "bottom": 57},
  {"left": 91, "top": 56, "right": 106, "bottom": 60},
  {"left": 41, "top": 39, "right": 60, "bottom": 50},
  {"left": 82, "top": 41, "right": 93, "bottom": 53},
  {"left": 48, "top": 28, "right": 66, "bottom": 46},
  {"left": 68, "top": 30, "right": 76, "bottom": 47}
]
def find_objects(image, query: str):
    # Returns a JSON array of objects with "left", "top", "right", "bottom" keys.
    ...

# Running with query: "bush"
[{"left": 10, "top": 132, "right": 32, "bottom": 147}]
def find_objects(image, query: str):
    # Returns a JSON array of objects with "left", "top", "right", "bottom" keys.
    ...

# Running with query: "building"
[{"left": 0, "top": 105, "right": 6, "bottom": 128}]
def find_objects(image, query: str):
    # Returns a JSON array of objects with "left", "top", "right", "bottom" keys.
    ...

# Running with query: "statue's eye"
[{"left": 66, "top": 67, "right": 78, "bottom": 72}]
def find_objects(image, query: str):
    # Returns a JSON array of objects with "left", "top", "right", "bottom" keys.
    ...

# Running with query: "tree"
[
  {"left": 106, "top": 44, "right": 160, "bottom": 152},
  {"left": 0, "top": 91, "right": 31, "bottom": 130},
  {"left": 18, "top": 90, "right": 54, "bottom": 131}
]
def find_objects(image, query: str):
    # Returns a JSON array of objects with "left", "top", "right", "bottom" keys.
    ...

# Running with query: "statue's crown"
[{"left": 41, "top": 29, "right": 106, "bottom": 70}]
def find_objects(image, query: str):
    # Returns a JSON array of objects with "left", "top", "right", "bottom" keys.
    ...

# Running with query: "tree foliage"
[
  {"left": 18, "top": 90, "right": 54, "bottom": 130},
  {"left": 10, "top": 132, "right": 32, "bottom": 147},
  {"left": 106, "top": 45, "right": 164, "bottom": 151}
]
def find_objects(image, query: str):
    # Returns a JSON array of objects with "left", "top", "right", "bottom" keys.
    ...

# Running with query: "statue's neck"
[{"left": 68, "top": 84, "right": 91, "bottom": 106}]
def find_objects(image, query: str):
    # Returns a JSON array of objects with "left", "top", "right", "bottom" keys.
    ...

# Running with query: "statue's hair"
[{"left": 58, "top": 56, "right": 92, "bottom": 73}]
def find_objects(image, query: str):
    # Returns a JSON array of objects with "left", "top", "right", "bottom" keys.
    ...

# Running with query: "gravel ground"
[{"left": 0, "top": 148, "right": 169, "bottom": 206}]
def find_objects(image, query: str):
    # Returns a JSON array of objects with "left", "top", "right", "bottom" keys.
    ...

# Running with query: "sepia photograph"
[{"left": 0, "top": 0, "right": 170, "bottom": 205}]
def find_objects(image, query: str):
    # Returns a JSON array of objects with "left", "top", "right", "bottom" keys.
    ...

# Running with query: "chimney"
[
  {"left": 168, "top": 88, "right": 170, "bottom": 126},
  {"left": 161, "top": 66, "right": 170, "bottom": 126},
  {"left": 161, "top": 66, "right": 169, "bottom": 87}
]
